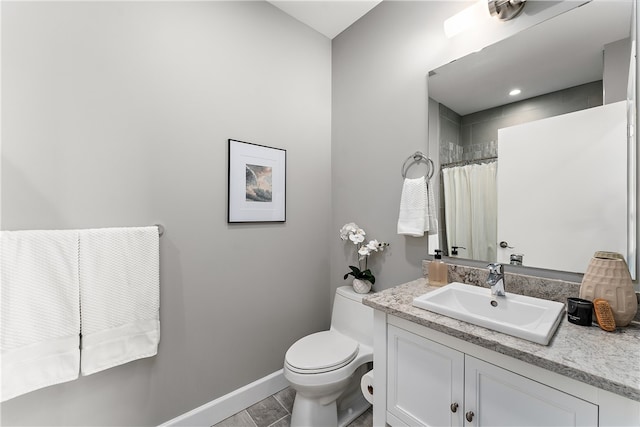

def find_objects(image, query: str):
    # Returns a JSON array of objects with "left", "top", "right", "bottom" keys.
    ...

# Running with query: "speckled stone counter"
[{"left": 363, "top": 278, "right": 640, "bottom": 402}]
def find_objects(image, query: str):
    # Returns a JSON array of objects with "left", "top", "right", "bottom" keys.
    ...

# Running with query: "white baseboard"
[{"left": 159, "top": 369, "right": 288, "bottom": 427}]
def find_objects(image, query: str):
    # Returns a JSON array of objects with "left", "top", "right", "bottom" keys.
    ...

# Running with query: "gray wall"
[
  {"left": 1, "top": 1, "right": 331, "bottom": 425},
  {"left": 331, "top": 0, "right": 588, "bottom": 292}
]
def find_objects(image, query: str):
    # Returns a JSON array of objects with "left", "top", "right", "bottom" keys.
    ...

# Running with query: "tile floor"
[{"left": 213, "top": 387, "right": 372, "bottom": 427}]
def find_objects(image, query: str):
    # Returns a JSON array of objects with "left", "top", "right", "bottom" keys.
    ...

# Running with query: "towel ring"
[{"left": 401, "top": 151, "right": 434, "bottom": 180}]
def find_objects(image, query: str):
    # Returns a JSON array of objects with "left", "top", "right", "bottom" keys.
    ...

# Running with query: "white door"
[
  {"left": 464, "top": 356, "right": 598, "bottom": 426},
  {"left": 497, "top": 101, "right": 627, "bottom": 273},
  {"left": 387, "top": 325, "right": 464, "bottom": 427}
]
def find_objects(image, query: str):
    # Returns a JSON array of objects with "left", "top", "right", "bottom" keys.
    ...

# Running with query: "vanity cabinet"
[
  {"left": 387, "top": 324, "right": 598, "bottom": 427},
  {"left": 387, "top": 325, "right": 463, "bottom": 426}
]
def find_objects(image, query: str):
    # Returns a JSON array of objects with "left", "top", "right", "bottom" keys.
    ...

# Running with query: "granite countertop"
[{"left": 364, "top": 278, "right": 640, "bottom": 402}]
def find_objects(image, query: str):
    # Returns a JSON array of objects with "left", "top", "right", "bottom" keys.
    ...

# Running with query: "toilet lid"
[{"left": 285, "top": 331, "right": 359, "bottom": 374}]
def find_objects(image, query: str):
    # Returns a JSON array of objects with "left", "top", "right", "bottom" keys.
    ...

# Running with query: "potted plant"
[{"left": 340, "top": 222, "right": 389, "bottom": 293}]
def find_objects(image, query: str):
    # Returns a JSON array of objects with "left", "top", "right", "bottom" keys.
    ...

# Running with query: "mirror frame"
[{"left": 627, "top": 0, "right": 637, "bottom": 280}]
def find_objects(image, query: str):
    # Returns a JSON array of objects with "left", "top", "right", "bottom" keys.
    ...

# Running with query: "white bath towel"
[
  {"left": 1, "top": 230, "right": 81, "bottom": 402},
  {"left": 79, "top": 226, "right": 160, "bottom": 376},
  {"left": 426, "top": 179, "right": 438, "bottom": 235},
  {"left": 397, "top": 177, "right": 428, "bottom": 237}
]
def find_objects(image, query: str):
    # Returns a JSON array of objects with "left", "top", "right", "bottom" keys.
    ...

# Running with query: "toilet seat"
[{"left": 285, "top": 331, "right": 359, "bottom": 374}]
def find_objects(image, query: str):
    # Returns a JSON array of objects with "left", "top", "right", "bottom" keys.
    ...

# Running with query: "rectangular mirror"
[{"left": 428, "top": 0, "right": 636, "bottom": 278}]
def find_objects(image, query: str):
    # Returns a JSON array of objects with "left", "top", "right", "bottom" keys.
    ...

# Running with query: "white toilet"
[{"left": 284, "top": 286, "right": 373, "bottom": 427}]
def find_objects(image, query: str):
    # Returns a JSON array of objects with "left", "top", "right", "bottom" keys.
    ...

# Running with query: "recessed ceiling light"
[{"left": 509, "top": 89, "right": 522, "bottom": 96}]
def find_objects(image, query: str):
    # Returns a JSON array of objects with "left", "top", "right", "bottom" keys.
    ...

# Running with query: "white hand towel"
[
  {"left": 397, "top": 177, "right": 428, "bottom": 237},
  {"left": 79, "top": 226, "right": 160, "bottom": 376},
  {"left": 426, "top": 179, "right": 438, "bottom": 235},
  {"left": 1, "top": 230, "right": 80, "bottom": 402}
]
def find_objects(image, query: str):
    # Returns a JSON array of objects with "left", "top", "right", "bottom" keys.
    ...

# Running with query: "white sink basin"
[{"left": 412, "top": 282, "right": 565, "bottom": 345}]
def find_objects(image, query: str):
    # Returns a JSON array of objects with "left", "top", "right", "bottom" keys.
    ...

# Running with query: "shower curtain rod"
[{"left": 441, "top": 156, "right": 497, "bottom": 169}]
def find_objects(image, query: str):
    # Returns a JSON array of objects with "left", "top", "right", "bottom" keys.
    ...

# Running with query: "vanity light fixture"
[
  {"left": 509, "top": 88, "right": 522, "bottom": 96},
  {"left": 488, "top": 0, "right": 527, "bottom": 21}
]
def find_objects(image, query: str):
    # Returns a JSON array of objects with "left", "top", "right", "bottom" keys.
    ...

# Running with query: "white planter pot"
[{"left": 352, "top": 278, "right": 372, "bottom": 294}]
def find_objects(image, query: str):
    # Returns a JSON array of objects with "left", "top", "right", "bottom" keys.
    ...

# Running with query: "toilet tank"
[{"left": 330, "top": 286, "right": 373, "bottom": 347}]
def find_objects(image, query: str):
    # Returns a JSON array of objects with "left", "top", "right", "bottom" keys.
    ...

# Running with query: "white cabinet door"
[
  {"left": 464, "top": 356, "right": 599, "bottom": 427},
  {"left": 387, "top": 325, "right": 464, "bottom": 427}
]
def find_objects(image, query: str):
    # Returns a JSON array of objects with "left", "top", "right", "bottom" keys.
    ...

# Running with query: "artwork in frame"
[{"left": 228, "top": 139, "right": 286, "bottom": 223}]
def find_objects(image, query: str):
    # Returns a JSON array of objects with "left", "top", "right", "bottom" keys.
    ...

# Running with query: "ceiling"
[{"left": 267, "top": 0, "right": 382, "bottom": 39}]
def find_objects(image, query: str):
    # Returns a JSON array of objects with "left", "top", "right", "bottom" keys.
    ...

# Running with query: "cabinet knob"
[
  {"left": 450, "top": 402, "right": 458, "bottom": 413},
  {"left": 465, "top": 411, "right": 474, "bottom": 422}
]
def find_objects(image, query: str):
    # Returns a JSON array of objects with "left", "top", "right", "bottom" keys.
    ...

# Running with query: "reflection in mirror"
[{"left": 428, "top": 0, "right": 636, "bottom": 277}]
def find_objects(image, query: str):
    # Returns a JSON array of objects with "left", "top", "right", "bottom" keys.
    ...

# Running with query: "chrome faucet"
[{"left": 487, "top": 263, "right": 505, "bottom": 296}]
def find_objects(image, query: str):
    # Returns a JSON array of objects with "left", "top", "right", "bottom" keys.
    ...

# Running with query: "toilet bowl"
[{"left": 284, "top": 286, "right": 373, "bottom": 427}]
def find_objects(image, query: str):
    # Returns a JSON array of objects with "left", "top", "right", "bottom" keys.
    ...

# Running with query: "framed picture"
[{"left": 228, "top": 139, "right": 286, "bottom": 223}]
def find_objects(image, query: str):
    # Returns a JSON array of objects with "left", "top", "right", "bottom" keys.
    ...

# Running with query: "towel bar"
[
  {"left": 155, "top": 224, "right": 165, "bottom": 237},
  {"left": 401, "top": 151, "right": 434, "bottom": 180}
]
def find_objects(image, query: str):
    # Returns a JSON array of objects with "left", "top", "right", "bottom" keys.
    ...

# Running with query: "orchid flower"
[
  {"left": 340, "top": 223, "right": 390, "bottom": 286},
  {"left": 349, "top": 232, "right": 365, "bottom": 244}
]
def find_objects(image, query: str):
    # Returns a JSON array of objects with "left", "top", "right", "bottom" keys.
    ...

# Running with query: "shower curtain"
[{"left": 442, "top": 161, "right": 497, "bottom": 262}]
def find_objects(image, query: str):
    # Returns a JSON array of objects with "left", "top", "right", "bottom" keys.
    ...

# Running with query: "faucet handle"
[{"left": 487, "top": 263, "right": 503, "bottom": 274}]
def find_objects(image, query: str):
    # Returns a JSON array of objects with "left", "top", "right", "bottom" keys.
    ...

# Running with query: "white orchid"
[
  {"left": 340, "top": 223, "right": 389, "bottom": 285},
  {"left": 367, "top": 239, "right": 382, "bottom": 252},
  {"left": 359, "top": 239, "right": 389, "bottom": 259},
  {"left": 339, "top": 222, "right": 359, "bottom": 240},
  {"left": 349, "top": 232, "right": 365, "bottom": 244},
  {"left": 358, "top": 240, "right": 389, "bottom": 259}
]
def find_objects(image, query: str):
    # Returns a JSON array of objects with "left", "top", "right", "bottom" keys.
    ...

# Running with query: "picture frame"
[{"left": 227, "top": 139, "right": 286, "bottom": 223}]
